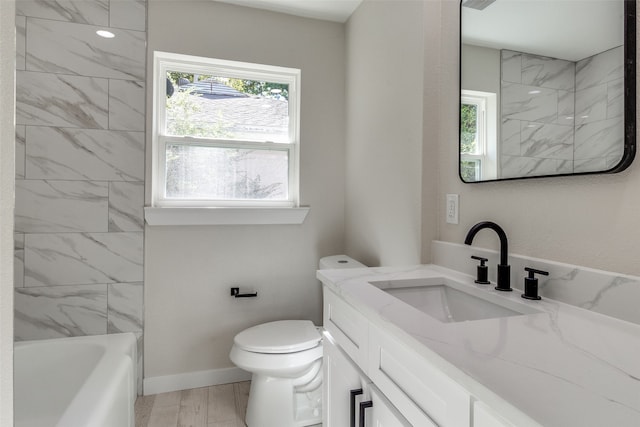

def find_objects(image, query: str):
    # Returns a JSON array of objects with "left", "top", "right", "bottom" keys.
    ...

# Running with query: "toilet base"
[{"left": 245, "top": 374, "right": 322, "bottom": 427}]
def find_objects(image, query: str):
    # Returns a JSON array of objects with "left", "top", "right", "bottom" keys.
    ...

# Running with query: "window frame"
[{"left": 151, "top": 51, "right": 301, "bottom": 209}]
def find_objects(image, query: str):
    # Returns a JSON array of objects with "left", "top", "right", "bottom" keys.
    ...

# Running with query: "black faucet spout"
[
  {"left": 464, "top": 221, "right": 511, "bottom": 291},
  {"left": 464, "top": 221, "right": 508, "bottom": 265}
]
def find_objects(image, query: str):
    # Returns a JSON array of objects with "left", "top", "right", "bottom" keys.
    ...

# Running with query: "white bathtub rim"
[{"left": 14, "top": 333, "right": 137, "bottom": 427}]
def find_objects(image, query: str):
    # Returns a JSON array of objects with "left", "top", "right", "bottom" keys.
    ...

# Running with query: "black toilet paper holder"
[{"left": 230, "top": 287, "right": 258, "bottom": 298}]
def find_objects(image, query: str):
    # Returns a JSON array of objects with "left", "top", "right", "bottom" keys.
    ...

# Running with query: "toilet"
[
  {"left": 230, "top": 320, "right": 323, "bottom": 427},
  {"left": 229, "top": 255, "right": 366, "bottom": 427}
]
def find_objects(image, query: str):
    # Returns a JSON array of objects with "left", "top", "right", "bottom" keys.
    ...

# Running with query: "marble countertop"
[{"left": 318, "top": 264, "right": 640, "bottom": 427}]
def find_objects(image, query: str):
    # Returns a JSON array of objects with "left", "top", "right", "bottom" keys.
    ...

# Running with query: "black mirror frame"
[{"left": 459, "top": 0, "right": 636, "bottom": 183}]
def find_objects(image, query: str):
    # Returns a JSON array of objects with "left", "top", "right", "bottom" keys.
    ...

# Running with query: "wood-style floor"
[{"left": 135, "top": 382, "right": 251, "bottom": 427}]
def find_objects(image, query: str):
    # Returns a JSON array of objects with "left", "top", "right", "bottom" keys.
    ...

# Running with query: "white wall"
[
  {"left": 0, "top": 0, "right": 15, "bottom": 422},
  {"left": 145, "top": 1, "right": 346, "bottom": 379},
  {"left": 344, "top": 0, "right": 426, "bottom": 267},
  {"left": 437, "top": 0, "right": 640, "bottom": 276}
]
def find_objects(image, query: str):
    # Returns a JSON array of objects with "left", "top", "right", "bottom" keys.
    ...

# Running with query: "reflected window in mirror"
[
  {"left": 459, "top": 0, "right": 636, "bottom": 183},
  {"left": 461, "top": 90, "right": 497, "bottom": 181}
]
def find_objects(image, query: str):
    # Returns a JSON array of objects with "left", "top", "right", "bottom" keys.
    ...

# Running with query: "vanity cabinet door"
[
  {"left": 323, "top": 333, "right": 371, "bottom": 427},
  {"left": 364, "top": 385, "right": 412, "bottom": 427},
  {"left": 324, "top": 287, "right": 369, "bottom": 369},
  {"left": 368, "top": 327, "right": 470, "bottom": 427}
]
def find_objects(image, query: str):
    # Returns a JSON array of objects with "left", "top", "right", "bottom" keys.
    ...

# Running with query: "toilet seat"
[{"left": 234, "top": 320, "right": 321, "bottom": 354}]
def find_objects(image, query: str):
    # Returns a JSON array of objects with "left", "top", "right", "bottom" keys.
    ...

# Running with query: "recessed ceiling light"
[
  {"left": 96, "top": 30, "right": 115, "bottom": 38},
  {"left": 528, "top": 90, "right": 541, "bottom": 95}
]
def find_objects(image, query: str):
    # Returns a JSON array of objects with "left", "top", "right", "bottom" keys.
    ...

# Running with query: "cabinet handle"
[
  {"left": 350, "top": 388, "right": 363, "bottom": 427},
  {"left": 359, "top": 400, "right": 373, "bottom": 427}
]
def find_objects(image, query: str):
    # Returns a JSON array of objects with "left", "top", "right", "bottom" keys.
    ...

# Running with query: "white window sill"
[{"left": 144, "top": 206, "right": 310, "bottom": 226}]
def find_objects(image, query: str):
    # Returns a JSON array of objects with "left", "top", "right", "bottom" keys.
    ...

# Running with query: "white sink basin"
[{"left": 370, "top": 277, "right": 540, "bottom": 323}]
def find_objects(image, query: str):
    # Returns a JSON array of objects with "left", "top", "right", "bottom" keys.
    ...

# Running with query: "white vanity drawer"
[
  {"left": 323, "top": 287, "right": 369, "bottom": 370},
  {"left": 473, "top": 401, "right": 514, "bottom": 427},
  {"left": 368, "top": 327, "right": 471, "bottom": 427}
]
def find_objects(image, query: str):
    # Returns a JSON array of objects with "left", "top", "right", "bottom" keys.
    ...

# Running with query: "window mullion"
[{"left": 161, "top": 136, "right": 293, "bottom": 152}]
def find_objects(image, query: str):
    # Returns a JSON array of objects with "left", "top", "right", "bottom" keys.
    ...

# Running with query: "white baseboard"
[{"left": 143, "top": 366, "right": 252, "bottom": 396}]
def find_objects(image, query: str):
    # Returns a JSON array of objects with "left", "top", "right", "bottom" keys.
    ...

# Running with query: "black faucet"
[{"left": 464, "top": 221, "right": 512, "bottom": 291}]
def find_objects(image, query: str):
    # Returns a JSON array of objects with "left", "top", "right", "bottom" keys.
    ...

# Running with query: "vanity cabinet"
[
  {"left": 323, "top": 286, "right": 507, "bottom": 427},
  {"left": 323, "top": 333, "right": 411, "bottom": 427},
  {"left": 368, "top": 327, "right": 468, "bottom": 427},
  {"left": 323, "top": 334, "right": 370, "bottom": 427}
]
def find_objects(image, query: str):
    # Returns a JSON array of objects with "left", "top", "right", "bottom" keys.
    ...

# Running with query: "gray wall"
[
  {"left": 13, "top": 0, "right": 146, "bottom": 390},
  {"left": 144, "top": 1, "right": 346, "bottom": 379},
  {"left": 0, "top": 0, "right": 16, "bottom": 421},
  {"left": 344, "top": 0, "right": 427, "bottom": 267}
]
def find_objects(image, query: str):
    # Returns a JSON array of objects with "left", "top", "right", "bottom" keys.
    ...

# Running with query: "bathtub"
[{"left": 14, "top": 333, "right": 137, "bottom": 427}]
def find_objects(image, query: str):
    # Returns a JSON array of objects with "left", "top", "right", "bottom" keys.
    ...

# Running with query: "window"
[
  {"left": 148, "top": 52, "right": 307, "bottom": 224},
  {"left": 460, "top": 90, "right": 497, "bottom": 182}
]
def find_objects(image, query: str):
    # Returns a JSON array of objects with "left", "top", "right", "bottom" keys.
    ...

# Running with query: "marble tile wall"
[
  {"left": 14, "top": 0, "right": 146, "bottom": 393},
  {"left": 574, "top": 46, "right": 624, "bottom": 173},
  {"left": 500, "top": 47, "right": 625, "bottom": 177},
  {"left": 500, "top": 50, "right": 576, "bottom": 178}
]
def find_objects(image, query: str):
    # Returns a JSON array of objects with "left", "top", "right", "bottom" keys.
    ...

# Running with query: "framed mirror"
[{"left": 459, "top": 0, "right": 636, "bottom": 183}]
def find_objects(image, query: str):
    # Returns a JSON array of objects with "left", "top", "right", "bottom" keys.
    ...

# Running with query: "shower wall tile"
[
  {"left": 15, "top": 234, "right": 25, "bottom": 288},
  {"left": 16, "top": 15, "right": 26, "bottom": 70},
  {"left": 575, "top": 85, "right": 608, "bottom": 125},
  {"left": 501, "top": 156, "right": 570, "bottom": 179},
  {"left": 15, "top": 1, "right": 146, "bottom": 381},
  {"left": 574, "top": 117, "right": 624, "bottom": 160},
  {"left": 15, "top": 125, "right": 26, "bottom": 179},
  {"left": 502, "top": 82, "right": 558, "bottom": 123},
  {"left": 555, "top": 90, "right": 575, "bottom": 125},
  {"left": 16, "top": 71, "right": 108, "bottom": 129},
  {"left": 522, "top": 54, "right": 574, "bottom": 90},
  {"left": 520, "top": 122, "right": 573, "bottom": 160},
  {"left": 607, "top": 78, "right": 624, "bottom": 119},
  {"left": 109, "top": 80, "right": 146, "bottom": 131},
  {"left": 109, "top": 182, "right": 144, "bottom": 232},
  {"left": 501, "top": 50, "right": 521, "bottom": 83},
  {"left": 16, "top": 0, "right": 109, "bottom": 25},
  {"left": 14, "top": 284, "right": 108, "bottom": 340},
  {"left": 576, "top": 46, "right": 624, "bottom": 90},
  {"left": 15, "top": 180, "right": 108, "bottom": 233},
  {"left": 574, "top": 157, "right": 609, "bottom": 174},
  {"left": 501, "top": 119, "right": 521, "bottom": 156},
  {"left": 110, "top": 0, "right": 147, "bottom": 31},
  {"left": 26, "top": 18, "right": 146, "bottom": 81},
  {"left": 107, "top": 282, "right": 143, "bottom": 333},
  {"left": 25, "top": 127, "right": 144, "bottom": 181},
  {"left": 499, "top": 48, "right": 625, "bottom": 177},
  {"left": 24, "top": 232, "right": 143, "bottom": 286}
]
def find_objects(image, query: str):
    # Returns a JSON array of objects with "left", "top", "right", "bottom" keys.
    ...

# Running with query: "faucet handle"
[
  {"left": 522, "top": 267, "right": 549, "bottom": 300},
  {"left": 471, "top": 256, "right": 490, "bottom": 285}
]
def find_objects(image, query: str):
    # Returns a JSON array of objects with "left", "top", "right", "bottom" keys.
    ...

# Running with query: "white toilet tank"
[{"left": 318, "top": 255, "right": 366, "bottom": 270}]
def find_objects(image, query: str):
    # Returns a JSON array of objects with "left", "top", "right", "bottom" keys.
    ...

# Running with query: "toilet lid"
[{"left": 234, "top": 320, "right": 321, "bottom": 354}]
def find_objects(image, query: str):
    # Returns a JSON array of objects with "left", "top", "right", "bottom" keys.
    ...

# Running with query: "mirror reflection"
[{"left": 460, "top": 0, "right": 633, "bottom": 182}]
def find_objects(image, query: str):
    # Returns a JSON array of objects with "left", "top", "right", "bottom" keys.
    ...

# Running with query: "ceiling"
[
  {"left": 462, "top": 0, "right": 624, "bottom": 62},
  {"left": 214, "top": 0, "right": 362, "bottom": 22},
  {"left": 210, "top": 0, "right": 624, "bottom": 61}
]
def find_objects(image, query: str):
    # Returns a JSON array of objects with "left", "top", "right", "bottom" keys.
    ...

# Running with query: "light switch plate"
[{"left": 446, "top": 194, "right": 459, "bottom": 224}]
